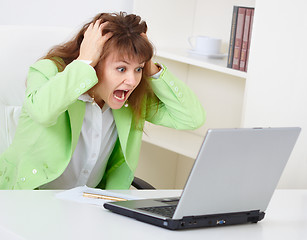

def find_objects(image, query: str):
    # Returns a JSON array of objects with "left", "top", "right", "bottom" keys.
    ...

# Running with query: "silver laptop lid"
[{"left": 172, "top": 127, "right": 300, "bottom": 219}]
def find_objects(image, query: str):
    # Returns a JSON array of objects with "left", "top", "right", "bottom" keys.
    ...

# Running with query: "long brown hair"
[{"left": 43, "top": 12, "right": 154, "bottom": 125}]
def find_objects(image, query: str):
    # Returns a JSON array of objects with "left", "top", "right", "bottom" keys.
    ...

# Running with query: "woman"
[{"left": 0, "top": 12, "right": 205, "bottom": 190}]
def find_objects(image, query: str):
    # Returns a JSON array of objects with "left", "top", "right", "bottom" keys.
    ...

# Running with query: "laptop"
[{"left": 104, "top": 127, "right": 301, "bottom": 230}]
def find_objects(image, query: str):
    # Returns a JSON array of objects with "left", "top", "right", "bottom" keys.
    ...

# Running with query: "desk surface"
[{"left": 0, "top": 189, "right": 306, "bottom": 240}]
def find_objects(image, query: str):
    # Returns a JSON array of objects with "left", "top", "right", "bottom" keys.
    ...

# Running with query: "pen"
[{"left": 83, "top": 192, "right": 127, "bottom": 201}]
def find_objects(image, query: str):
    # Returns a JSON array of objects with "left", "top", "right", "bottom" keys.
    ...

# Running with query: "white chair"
[{"left": 0, "top": 25, "right": 74, "bottom": 154}]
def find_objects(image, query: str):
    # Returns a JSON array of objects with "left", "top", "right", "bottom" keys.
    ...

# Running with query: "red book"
[
  {"left": 232, "top": 7, "right": 246, "bottom": 70},
  {"left": 245, "top": 9, "right": 254, "bottom": 72},
  {"left": 239, "top": 8, "right": 252, "bottom": 71}
]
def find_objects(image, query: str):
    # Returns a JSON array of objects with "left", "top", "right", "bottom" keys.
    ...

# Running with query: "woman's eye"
[
  {"left": 136, "top": 67, "right": 143, "bottom": 72},
  {"left": 117, "top": 67, "right": 125, "bottom": 72}
]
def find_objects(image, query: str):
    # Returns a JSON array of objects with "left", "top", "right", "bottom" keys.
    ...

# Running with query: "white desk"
[{"left": 0, "top": 189, "right": 306, "bottom": 240}]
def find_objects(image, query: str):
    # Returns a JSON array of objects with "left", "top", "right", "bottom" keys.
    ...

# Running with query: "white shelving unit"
[
  {"left": 135, "top": 0, "right": 254, "bottom": 188},
  {"left": 138, "top": 0, "right": 307, "bottom": 189}
]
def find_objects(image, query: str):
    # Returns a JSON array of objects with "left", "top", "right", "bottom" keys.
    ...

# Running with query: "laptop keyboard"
[{"left": 138, "top": 205, "right": 176, "bottom": 218}]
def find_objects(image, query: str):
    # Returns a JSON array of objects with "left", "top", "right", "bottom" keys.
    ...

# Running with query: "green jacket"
[{"left": 0, "top": 60, "right": 205, "bottom": 190}]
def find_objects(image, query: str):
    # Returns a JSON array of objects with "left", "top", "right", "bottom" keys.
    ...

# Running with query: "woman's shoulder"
[
  {"left": 29, "top": 58, "right": 64, "bottom": 78},
  {"left": 30, "top": 58, "right": 59, "bottom": 71}
]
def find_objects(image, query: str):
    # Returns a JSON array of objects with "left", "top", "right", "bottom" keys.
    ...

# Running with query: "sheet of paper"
[{"left": 56, "top": 185, "right": 144, "bottom": 206}]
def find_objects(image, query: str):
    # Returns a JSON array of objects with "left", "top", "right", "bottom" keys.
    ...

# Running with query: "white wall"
[
  {"left": 0, "top": 0, "right": 133, "bottom": 28},
  {"left": 242, "top": 0, "right": 307, "bottom": 188}
]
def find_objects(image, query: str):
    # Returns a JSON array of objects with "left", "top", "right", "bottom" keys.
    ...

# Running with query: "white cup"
[{"left": 188, "top": 36, "right": 221, "bottom": 54}]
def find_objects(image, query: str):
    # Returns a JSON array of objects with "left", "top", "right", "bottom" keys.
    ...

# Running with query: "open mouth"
[{"left": 113, "top": 90, "right": 129, "bottom": 101}]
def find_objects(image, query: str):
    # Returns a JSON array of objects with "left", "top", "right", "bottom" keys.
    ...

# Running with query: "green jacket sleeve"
[
  {"left": 146, "top": 65, "right": 206, "bottom": 130},
  {"left": 24, "top": 59, "right": 98, "bottom": 127}
]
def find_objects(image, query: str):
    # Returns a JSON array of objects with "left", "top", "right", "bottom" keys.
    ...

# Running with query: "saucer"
[{"left": 188, "top": 49, "right": 227, "bottom": 59}]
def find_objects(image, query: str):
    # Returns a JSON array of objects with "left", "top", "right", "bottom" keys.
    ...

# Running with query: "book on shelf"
[
  {"left": 232, "top": 7, "right": 246, "bottom": 70},
  {"left": 239, "top": 8, "right": 252, "bottom": 71},
  {"left": 245, "top": 8, "right": 254, "bottom": 72},
  {"left": 227, "top": 6, "right": 239, "bottom": 68},
  {"left": 227, "top": 6, "right": 255, "bottom": 72}
]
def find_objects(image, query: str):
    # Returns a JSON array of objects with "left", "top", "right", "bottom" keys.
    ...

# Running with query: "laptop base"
[{"left": 104, "top": 202, "right": 265, "bottom": 230}]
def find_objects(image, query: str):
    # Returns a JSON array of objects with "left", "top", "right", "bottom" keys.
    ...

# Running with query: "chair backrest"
[{"left": 0, "top": 25, "right": 74, "bottom": 154}]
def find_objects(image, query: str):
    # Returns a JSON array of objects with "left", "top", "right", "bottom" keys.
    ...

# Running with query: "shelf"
[
  {"left": 155, "top": 47, "right": 247, "bottom": 79},
  {"left": 142, "top": 122, "right": 204, "bottom": 159}
]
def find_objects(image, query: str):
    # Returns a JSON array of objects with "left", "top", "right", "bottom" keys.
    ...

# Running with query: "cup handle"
[{"left": 188, "top": 36, "right": 195, "bottom": 49}]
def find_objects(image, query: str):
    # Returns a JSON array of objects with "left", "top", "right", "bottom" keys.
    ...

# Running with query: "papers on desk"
[{"left": 56, "top": 185, "right": 143, "bottom": 206}]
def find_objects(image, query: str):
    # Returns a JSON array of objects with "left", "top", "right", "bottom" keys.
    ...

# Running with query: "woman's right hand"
[{"left": 77, "top": 20, "right": 112, "bottom": 67}]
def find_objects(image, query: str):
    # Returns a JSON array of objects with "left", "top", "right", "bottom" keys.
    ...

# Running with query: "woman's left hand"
[{"left": 141, "top": 33, "right": 161, "bottom": 76}]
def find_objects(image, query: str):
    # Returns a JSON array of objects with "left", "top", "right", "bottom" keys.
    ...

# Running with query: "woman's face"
[{"left": 94, "top": 52, "right": 145, "bottom": 109}]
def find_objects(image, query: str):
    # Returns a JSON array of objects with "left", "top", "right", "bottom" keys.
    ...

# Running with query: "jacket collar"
[
  {"left": 67, "top": 100, "right": 86, "bottom": 154},
  {"left": 112, "top": 107, "right": 132, "bottom": 158}
]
